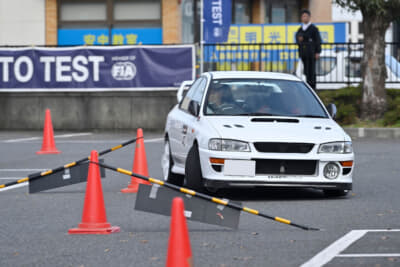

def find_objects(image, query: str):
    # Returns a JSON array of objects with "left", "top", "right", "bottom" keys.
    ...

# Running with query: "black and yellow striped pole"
[
  {"left": 0, "top": 137, "right": 142, "bottom": 190},
  {"left": 95, "top": 161, "right": 319, "bottom": 231}
]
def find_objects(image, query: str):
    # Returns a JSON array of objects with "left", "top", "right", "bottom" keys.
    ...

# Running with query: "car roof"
[{"left": 205, "top": 71, "right": 302, "bottom": 82}]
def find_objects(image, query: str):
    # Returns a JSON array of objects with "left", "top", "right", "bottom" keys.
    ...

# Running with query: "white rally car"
[{"left": 162, "top": 71, "right": 354, "bottom": 197}]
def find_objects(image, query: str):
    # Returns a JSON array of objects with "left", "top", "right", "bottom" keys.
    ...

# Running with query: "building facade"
[
  {"left": 0, "top": 0, "right": 46, "bottom": 45},
  {"left": 0, "top": 0, "right": 333, "bottom": 46}
]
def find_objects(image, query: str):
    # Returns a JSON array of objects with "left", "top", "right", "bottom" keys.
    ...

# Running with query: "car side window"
[
  {"left": 191, "top": 78, "right": 207, "bottom": 103},
  {"left": 180, "top": 77, "right": 206, "bottom": 112}
]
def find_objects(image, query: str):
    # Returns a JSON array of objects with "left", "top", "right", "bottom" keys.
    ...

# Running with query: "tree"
[{"left": 335, "top": 0, "right": 400, "bottom": 120}]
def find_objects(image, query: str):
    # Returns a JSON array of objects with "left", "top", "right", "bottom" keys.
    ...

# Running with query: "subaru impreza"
[{"left": 162, "top": 71, "right": 354, "bottom": 197}]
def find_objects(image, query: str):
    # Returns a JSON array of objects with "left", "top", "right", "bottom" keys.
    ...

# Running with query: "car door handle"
[{"left": 182, "top": 125, "right": 188, "bottom": 134}]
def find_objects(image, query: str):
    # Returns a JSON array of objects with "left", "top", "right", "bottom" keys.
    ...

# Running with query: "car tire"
[
  {"left": 184, "top": 144, "right": 206, "bottom": 193},
  {"left": 161, "top": 139, "right": 184, "bottom": 186},
  {"left": 323, "top": 189, "right": 349, "bottom": 197}
]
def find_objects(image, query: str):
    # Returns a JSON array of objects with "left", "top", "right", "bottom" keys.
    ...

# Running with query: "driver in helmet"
[{"left": 207, "top": 84, "right": 234, "bottom": 113}]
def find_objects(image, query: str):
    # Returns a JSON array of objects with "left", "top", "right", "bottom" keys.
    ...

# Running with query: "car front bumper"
[{"left": 198, "top": 147, "right": 354, "bottom": 190}]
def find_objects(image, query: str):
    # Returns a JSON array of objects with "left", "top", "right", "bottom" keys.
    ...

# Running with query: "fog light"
[{"left": 324, "top": 162, "right": 340, "bottom": 180}]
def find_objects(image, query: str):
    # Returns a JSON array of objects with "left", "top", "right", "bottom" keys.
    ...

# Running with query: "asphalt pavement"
[{"left": 0, "top": 131, "right": 399, "bottom": 267}]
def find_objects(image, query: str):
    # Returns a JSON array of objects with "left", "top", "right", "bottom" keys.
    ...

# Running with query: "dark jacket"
[{"left": 296, "top": 24, "right": 321, "bottom": 59}]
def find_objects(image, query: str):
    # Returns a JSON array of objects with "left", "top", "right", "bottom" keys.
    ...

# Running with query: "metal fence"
[{"left": 203, "top": 42, "right": 400, "bottom": 89}]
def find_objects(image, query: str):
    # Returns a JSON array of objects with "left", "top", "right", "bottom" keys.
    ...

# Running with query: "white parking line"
[
  {"left": 338, "top": 254, "right": 400, "bottom": 258},
  {"left": 362, "top": 229, "right": 400, "bottom": 232},
  {"left": 301, "top": 229, "right": 400, "bottom": 267},
  {"left": 144, "top": 138, "right": 164, "bottom": 143},
  {"left": 3, "top": 133, "right": 92, "bottom": 143},
  {"left": 3, "top": 137, "right": 40, "bottom": 143},
  {"left": 54, "top": 133, "right": 92, "bottom": 138},
  {"left": 300, "top": 230, "right": 368, "bottom": 267},
  {"left": 0, "top": 169, "right": 44, "bottom": 172},
  {"left": 0, "top": 177, "right": 25, "bottom": 180},
  {"left": 0, "top": 182, "right": 28, "bottom": 191}
]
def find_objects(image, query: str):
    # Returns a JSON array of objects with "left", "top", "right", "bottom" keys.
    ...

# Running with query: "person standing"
[{"left": 296, "top": 9, "right": 321, "bottom": 90}]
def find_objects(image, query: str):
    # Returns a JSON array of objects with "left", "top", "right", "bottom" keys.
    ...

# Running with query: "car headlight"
[
  {"left": 208, "top": 139, "right": 250, "bottom": 152},
  {"left": 318, "top": 141, "right": 353, "bottom": 154}
]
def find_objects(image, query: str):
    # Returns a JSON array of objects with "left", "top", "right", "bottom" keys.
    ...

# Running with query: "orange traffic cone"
[
  {"left": 69, "top": 150, "right": 120, "bottom": 234},
  {"left": 121, "top": 128, "right": 151, "bottom": 193},
  {"left": 166, "top": 197, "right": 193, "bottom": 267},
  {"left": 36, "top": 109, "right": 61, "bottom": 154}
]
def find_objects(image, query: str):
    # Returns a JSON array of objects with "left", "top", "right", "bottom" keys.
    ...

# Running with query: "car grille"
[
  {"left": 253, "top": 142, "right": 315, "bottom": 153},
  {"left": 254, "top": 159, "right": 317, "bottom": 175}
]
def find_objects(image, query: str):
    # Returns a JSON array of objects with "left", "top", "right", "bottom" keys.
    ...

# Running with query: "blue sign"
[
  {"left": 111, "top": 28, "right": 162, "bottom": 45},
  {"left": 58, "top": 28, "right": 162, "bottom": 46},
  {"left": 0, "top": 46, "right": 194, "bottom": 89},
  {"left": 203, "top": 0, "right": 232, "bottom": 43}
]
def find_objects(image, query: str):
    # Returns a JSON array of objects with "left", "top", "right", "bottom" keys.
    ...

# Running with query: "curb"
[{"left": 344, "top": 128, "right": 400, "bottom": 139}]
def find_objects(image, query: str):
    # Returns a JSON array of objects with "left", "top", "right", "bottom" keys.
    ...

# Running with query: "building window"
[
  {"left": 113, "top": 0, "right": 161, "bottom": 27},
  {"left": 233, "top": 0, "right": 252, "bottom": 24},
  {"left": 181, "top": 0, "right": 195, "bottom": 43},
  {"left": 265, "top": 0, "right": 300, "bottom": 24},
  {"left": 59, "top": 0, "right": 161, "bottom": 28},
  {"left": 57, "top": 0, "right": 162, "bottom": 45},
  {"left": 60, "top": 2, "right": 107, "bottom": 22}
]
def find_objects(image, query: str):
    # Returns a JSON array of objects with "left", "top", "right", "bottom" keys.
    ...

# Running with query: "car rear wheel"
[
  {"left": 161, "top": 139, "right": 184, "bottom": 186},
  {"left": 323, "top": 189, "right": 349, "bottom": 197},
  {"left": 184, "top": 144, "right": 206, "bottom": 193}
]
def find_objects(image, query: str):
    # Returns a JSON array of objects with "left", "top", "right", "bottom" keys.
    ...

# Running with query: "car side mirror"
[
  {"left": 326, "top": 103, "right": 337, "bottom": 119},
  {"left": 188, "top": 100, "right": 200, "bottom": 117},
  {"left": 177, "top": 81, "right": 193, "bottom": 103}
]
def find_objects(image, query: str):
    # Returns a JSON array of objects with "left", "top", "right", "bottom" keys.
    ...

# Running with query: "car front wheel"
[
  {"left": 161, "top": 139, "right": 184, "bottom": 186},
  {"left": 184, "top": 144, "right": 205, "bottom": 193}
]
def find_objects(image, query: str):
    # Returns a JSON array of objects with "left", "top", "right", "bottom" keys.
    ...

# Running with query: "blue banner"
[
  {"left": 0, "top": 46, "right": 194, "bottom": 89},
  {"left": 203, "top": 0, "right": 231, "bottom": 43},
  {"left": 58, "top": 28, "right": 162, "bottom": 46}
]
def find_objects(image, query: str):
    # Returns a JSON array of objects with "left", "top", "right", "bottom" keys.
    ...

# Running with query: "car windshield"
[{"left": 204, "top": 79, "right": 328, "bottom": 118}]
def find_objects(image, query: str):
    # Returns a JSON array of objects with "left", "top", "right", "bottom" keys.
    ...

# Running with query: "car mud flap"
[
  {"left": 29, "top": 159, "right": 106, "bottom": 193},
  {"left": 135, "top": 184, "right": 241, "bottom": 229}
]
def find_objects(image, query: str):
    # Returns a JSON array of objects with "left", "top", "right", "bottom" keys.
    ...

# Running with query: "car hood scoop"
[{"left": 251, "top": 118, "right": 299, "bottom": 123}]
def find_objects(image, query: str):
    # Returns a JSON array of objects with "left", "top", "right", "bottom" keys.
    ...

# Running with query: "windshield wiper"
[{"left": 296, "top": 114, "right": 327, "bottom": 118}]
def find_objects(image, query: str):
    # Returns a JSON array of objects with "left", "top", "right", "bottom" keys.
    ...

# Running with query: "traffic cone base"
[
  {"left": 121, "top": 178, "right": 150, "bottom": 193},
  {"left": 121, "top": 183, "right": 139, "bottom": 193},
  {"left": 121, "top": 128, "right": 151, "bottom": 193},
  {"left": 68, "top": 226, "right": 120, "bottom": 235},
  {"left": 69, "top": 150, "right": 119, "bottom": 235},
  {"left": 36, "top": 149, "right": 61, "bottom": 155}
]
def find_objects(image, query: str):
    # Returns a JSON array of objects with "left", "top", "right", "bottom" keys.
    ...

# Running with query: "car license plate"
[{"left": 223, "top": 160, "right": 255, "bottom": 177}]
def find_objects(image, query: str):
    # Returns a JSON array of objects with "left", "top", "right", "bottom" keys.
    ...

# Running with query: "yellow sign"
[{"left": 224, "top": 24, "right": 336, "bottom": 46}]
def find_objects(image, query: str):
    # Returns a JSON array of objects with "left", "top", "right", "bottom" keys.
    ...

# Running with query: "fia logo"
[
  {"left": 111, "top": 61, "right": 137, "bottom": 80},
  {"left": 214, "top": 27, "right": 222, "bottom": 37}
]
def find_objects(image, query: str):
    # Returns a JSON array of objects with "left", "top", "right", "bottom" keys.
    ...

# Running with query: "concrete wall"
[
  {"left": 0, "top": 0, "right": 45, "bottom": 45},
  {"left": 0, "top": 91, "right": 178, "bottom": 130}
]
